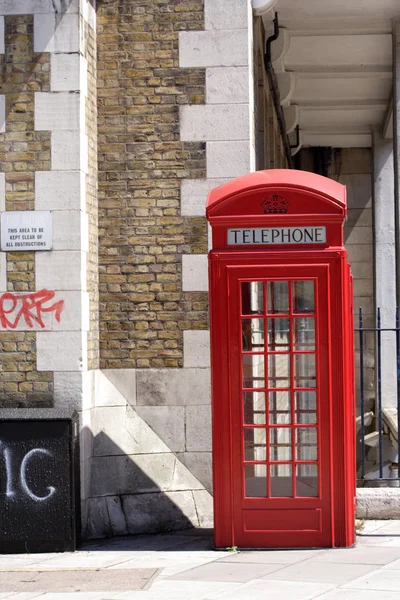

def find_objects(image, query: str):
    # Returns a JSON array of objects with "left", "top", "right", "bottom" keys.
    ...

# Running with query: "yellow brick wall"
[
  {"left": 97, "top": 0, "right": 208, "bottom": 369},
  {"left": 0, "top": 15, "right": 53, "bottom": 406}
]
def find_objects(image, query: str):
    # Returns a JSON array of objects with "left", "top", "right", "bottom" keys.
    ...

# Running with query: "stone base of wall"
[
  {"left": 83, "top": 369, "right": 212, "bottom": 539},
  {"left": 356, "top": 488, "right": 400, "bottom": 520}
]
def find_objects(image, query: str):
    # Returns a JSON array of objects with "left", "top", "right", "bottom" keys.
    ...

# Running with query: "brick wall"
[
  {"left": 97, "top": 0, "right": 207, "bottom": 369},
  {"left": 0, "top": 15, "right": 53, "bottom": 406}
]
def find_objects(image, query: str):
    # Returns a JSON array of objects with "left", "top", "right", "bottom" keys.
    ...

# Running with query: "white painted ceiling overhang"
[{"left": 253, "top": 0, "right": 400, "bottom": 150}]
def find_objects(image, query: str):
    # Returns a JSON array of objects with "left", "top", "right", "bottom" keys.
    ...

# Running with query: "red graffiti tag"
[{"left": 0, "top": 290, "right": 64, "bottom": 329}]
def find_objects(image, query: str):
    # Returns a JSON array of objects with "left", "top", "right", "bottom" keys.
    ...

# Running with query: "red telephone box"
[{"left": 207, "top": 170, "right": 356, "bottom": 549}]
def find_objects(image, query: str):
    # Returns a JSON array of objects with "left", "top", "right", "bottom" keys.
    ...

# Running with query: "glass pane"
[
  {"left": 269, "top": 391, "right": 291, "bottom": 424},
  {"left": 270, "top": 427, "right": 292, "bottom": 461},
  {"left": 296, "top": 464, "right": 318, "bottom": 497},
  {"left": 267, "top": 281, "right": 289, "bottom": 314},
  {"left": 244, "top": 428, "right": 267, "bottom": 461},
  {"left": 268, "top": 318, "right": 290, "bottom": 352},
  {"left": 294, "top": 354, "right": 316, "bottom": 388},
  {"left": 296, "top": 428, "right": 318, "bottom": 461},
  {"left": 295, "top": 391, "right": 317, "bottom": 424},
  {"left": 243, "top": 354, "right": 265, "bottom": 388},
  {"left": 242, "top": 318, "right": 264, "bottom": 352},
  {"left": 294, "top": 318, "right": 315, "bottom": 350},
  {"left": 270, "top": 464, "right": 293, "bottom": 497},
  {"left": 293, "top": 281, "right": 315, "bottom": 314},
  {"left": 245, "top": 464, "right": 267, "bottom": 497},
  {"left": 268, "top": 354, "right": 290, "bottom": 388},
  {"left": 242, "top": 281, "right": 263, "bottom": 314},
  {"left": 244, "top": 391, "right": 266, "bottom": 425}
]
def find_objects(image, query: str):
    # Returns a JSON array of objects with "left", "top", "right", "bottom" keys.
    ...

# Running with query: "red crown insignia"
[{"left": 260, "top": 194, "right": 290, "bottom": 214}]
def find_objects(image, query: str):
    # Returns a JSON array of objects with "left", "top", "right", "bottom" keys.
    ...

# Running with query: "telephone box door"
[{"left": 228, "top": 263, "right": 332, "bottom": 548}]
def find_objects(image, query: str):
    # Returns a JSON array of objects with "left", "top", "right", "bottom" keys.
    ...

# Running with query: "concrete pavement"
[{"left": 2, "top": 521, "right": 400, "bottom": 599}]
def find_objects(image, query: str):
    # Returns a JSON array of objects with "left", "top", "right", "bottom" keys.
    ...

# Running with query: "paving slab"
[
  {"left": 261, "top": 561, "right": 379, "bottom": 584},
  {"left": 216, "top": 549, "right": 325, "bottom": 564},
  {"left": 343, "top": 568, "right": 400, "bottom": 591},
  {"left": 203, "top": 579, "right": 336, "bottom": 600},
  {"left": 111, "top": 580, "right": 240, "bottom": 599},
  {"left": 167, "top": 560, "right": 289, "bottom": 582},
  {"left": 107, "top": 551, "right": 219, "bottom": 570},
  {"left": 316, "top": 590, "right": 400, "bottom": 599},
  {"left": 310, "top": 546, "right": 400, "bottom": 565},
  {"left": 0, "top": 569, "right": 157, "bottom": 594}
]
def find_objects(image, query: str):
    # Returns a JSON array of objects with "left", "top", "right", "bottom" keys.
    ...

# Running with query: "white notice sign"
[
  {"left": 227, "top": 226, "right": 326, "bottom": 246},
  {"left": 1, "top": 211, "right": 52, "bottom": 251}
]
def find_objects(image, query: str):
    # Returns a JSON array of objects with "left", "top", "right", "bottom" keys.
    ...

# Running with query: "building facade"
[{"left": 0, "top": 0, "right": 399, "bottom": 538}]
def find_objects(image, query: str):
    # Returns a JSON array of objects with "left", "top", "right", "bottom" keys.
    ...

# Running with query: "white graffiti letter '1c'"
[
  {"left": 0, "top": 441, "right": 16, "bottom": 498},
  {"left": 20, "top": 448, "right": 56, "bottom": 502}
]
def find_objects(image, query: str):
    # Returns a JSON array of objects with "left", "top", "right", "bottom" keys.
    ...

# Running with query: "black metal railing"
[{"left": 357, "top": 307, "right": 400, "bottom": 483}]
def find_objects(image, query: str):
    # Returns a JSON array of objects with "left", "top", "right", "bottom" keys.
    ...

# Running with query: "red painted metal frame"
[{"left": 207, "top": 170, "right": 356, "bottom": 549}]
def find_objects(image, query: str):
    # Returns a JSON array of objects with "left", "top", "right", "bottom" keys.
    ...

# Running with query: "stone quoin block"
[
  {"left": 183, "top": 330, "right": 211, "bottom": 368},
  {"left": 181, "top": 178, "right": 226, "bottom": 216},
  {"left": 35, "top": 171, "right": 85, "bottom": 211},
  {"left": 0, "top": 0, "right": 52, "bottom": 14},
  {"left": 180, "top": 104, "right": 249, "bottom": 142},
  {"left": 53, "top": 371, "right": 93, "bottom": 411},
  {"left": 206, "top": 66, "right": 249, "bottom": 104},
  {"left": 0, "top": 252, "right": 6, "bottom": 292},
  {"left": 51, "top": 131, "right": 88, "bottom": 172},
  {"left": 179, "top": 30, "right": 249, "bottom": 68},
  {"left": 182, "top": 254, "right": 208, "bottom": 292},
  {"left": 0, "top": 290, "right": 88, "bottom": 332},
  {"left": 52, "top": 210, "right": 89, "bottom": 252},
  {"left": 36, "top": 250, "right": 86, "bottom": 291},
  {"left": 0, "top": 95, "right": 5, "bottom": 132},
  {"left": 51, "top": 54, "right": 87, "bottom": 94},
  {"left": 205, "top": 0, "right": 249, "bottom": 31},
  {"left": 35, "top": 92, "right": 80, "bottom": 131},
  {"left": 34, "top": 14, "right": 79, "bottom": 53},
  {"left": 0, "top": 17, "right": 4, "bottom": 54},
  {"left": 0, "top": 172, "right": 5, "bottom": 212},
  {"left": 37, "top": 331, "right": 87, "bottom": 371},
  {"left": 207, "top": 140, "right": 251, "bottom": 178},
  {"left": 136, "top": 368, "right": 211, "bottom": 406}
]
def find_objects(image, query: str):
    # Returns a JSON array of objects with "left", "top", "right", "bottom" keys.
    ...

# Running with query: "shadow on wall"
[{"left": 82, "top": 427, "right": 212, "bottom": 541}]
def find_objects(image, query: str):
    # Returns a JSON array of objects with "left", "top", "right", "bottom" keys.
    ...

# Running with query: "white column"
[{"left": 373, "top": 131, "right": 397, "bottom": 408}]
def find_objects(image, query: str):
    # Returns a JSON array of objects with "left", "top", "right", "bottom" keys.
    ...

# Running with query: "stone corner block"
[
  {"left": 356, "top": 487, "right": 400, "bottom": 519},
  {"left": 179, "top": 30, "right": 249, "bottom": 69},
  {"left": 35, "top": 171, "right": 85, "bottom": 211},
  {"left": 0, "top": 17, "right": 4, "bottom": 55},
  {"left": 34, "top": 13, "right": 79, "bottom": 53},
  {"left": 35, "top": 92, "right": 80, "bottom": 132},
  {"left": 51, "top": 131, "right": 88, "bottom": 172},
  {"left": 184, "top": 330, "right": 210, "bottom": 368},
  {"left": 0, "top": 95, "right": 5, "bottom": 133},
  {"left": 182, "top": 254, "right": 208, "bottom": 292},
  {"left": 0, "top": 171, "right": 5, "bottom": 212},
  {"left": 53, "top": 370, "right": 94, "bottom": 411},
  {"left": 207, "top": 140, "right": 251, "bottom": 178},
  {"left": 205, "top": 0, "right": 249, "bottom": 31},
  {"left": 180, "top": 104, "right": 249, "bottom": 142},
  {"left": 36, "top": 250, "right": 86, "bottom": 291},
  {"left": 181, "top": 178, "right": 227, "bottom": 217},
  {"left": 37, "top": 331, "right": 87, "bottom": 371},
  {"left": 51, "top": 54, "right": 87, "bottom": 93}
]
